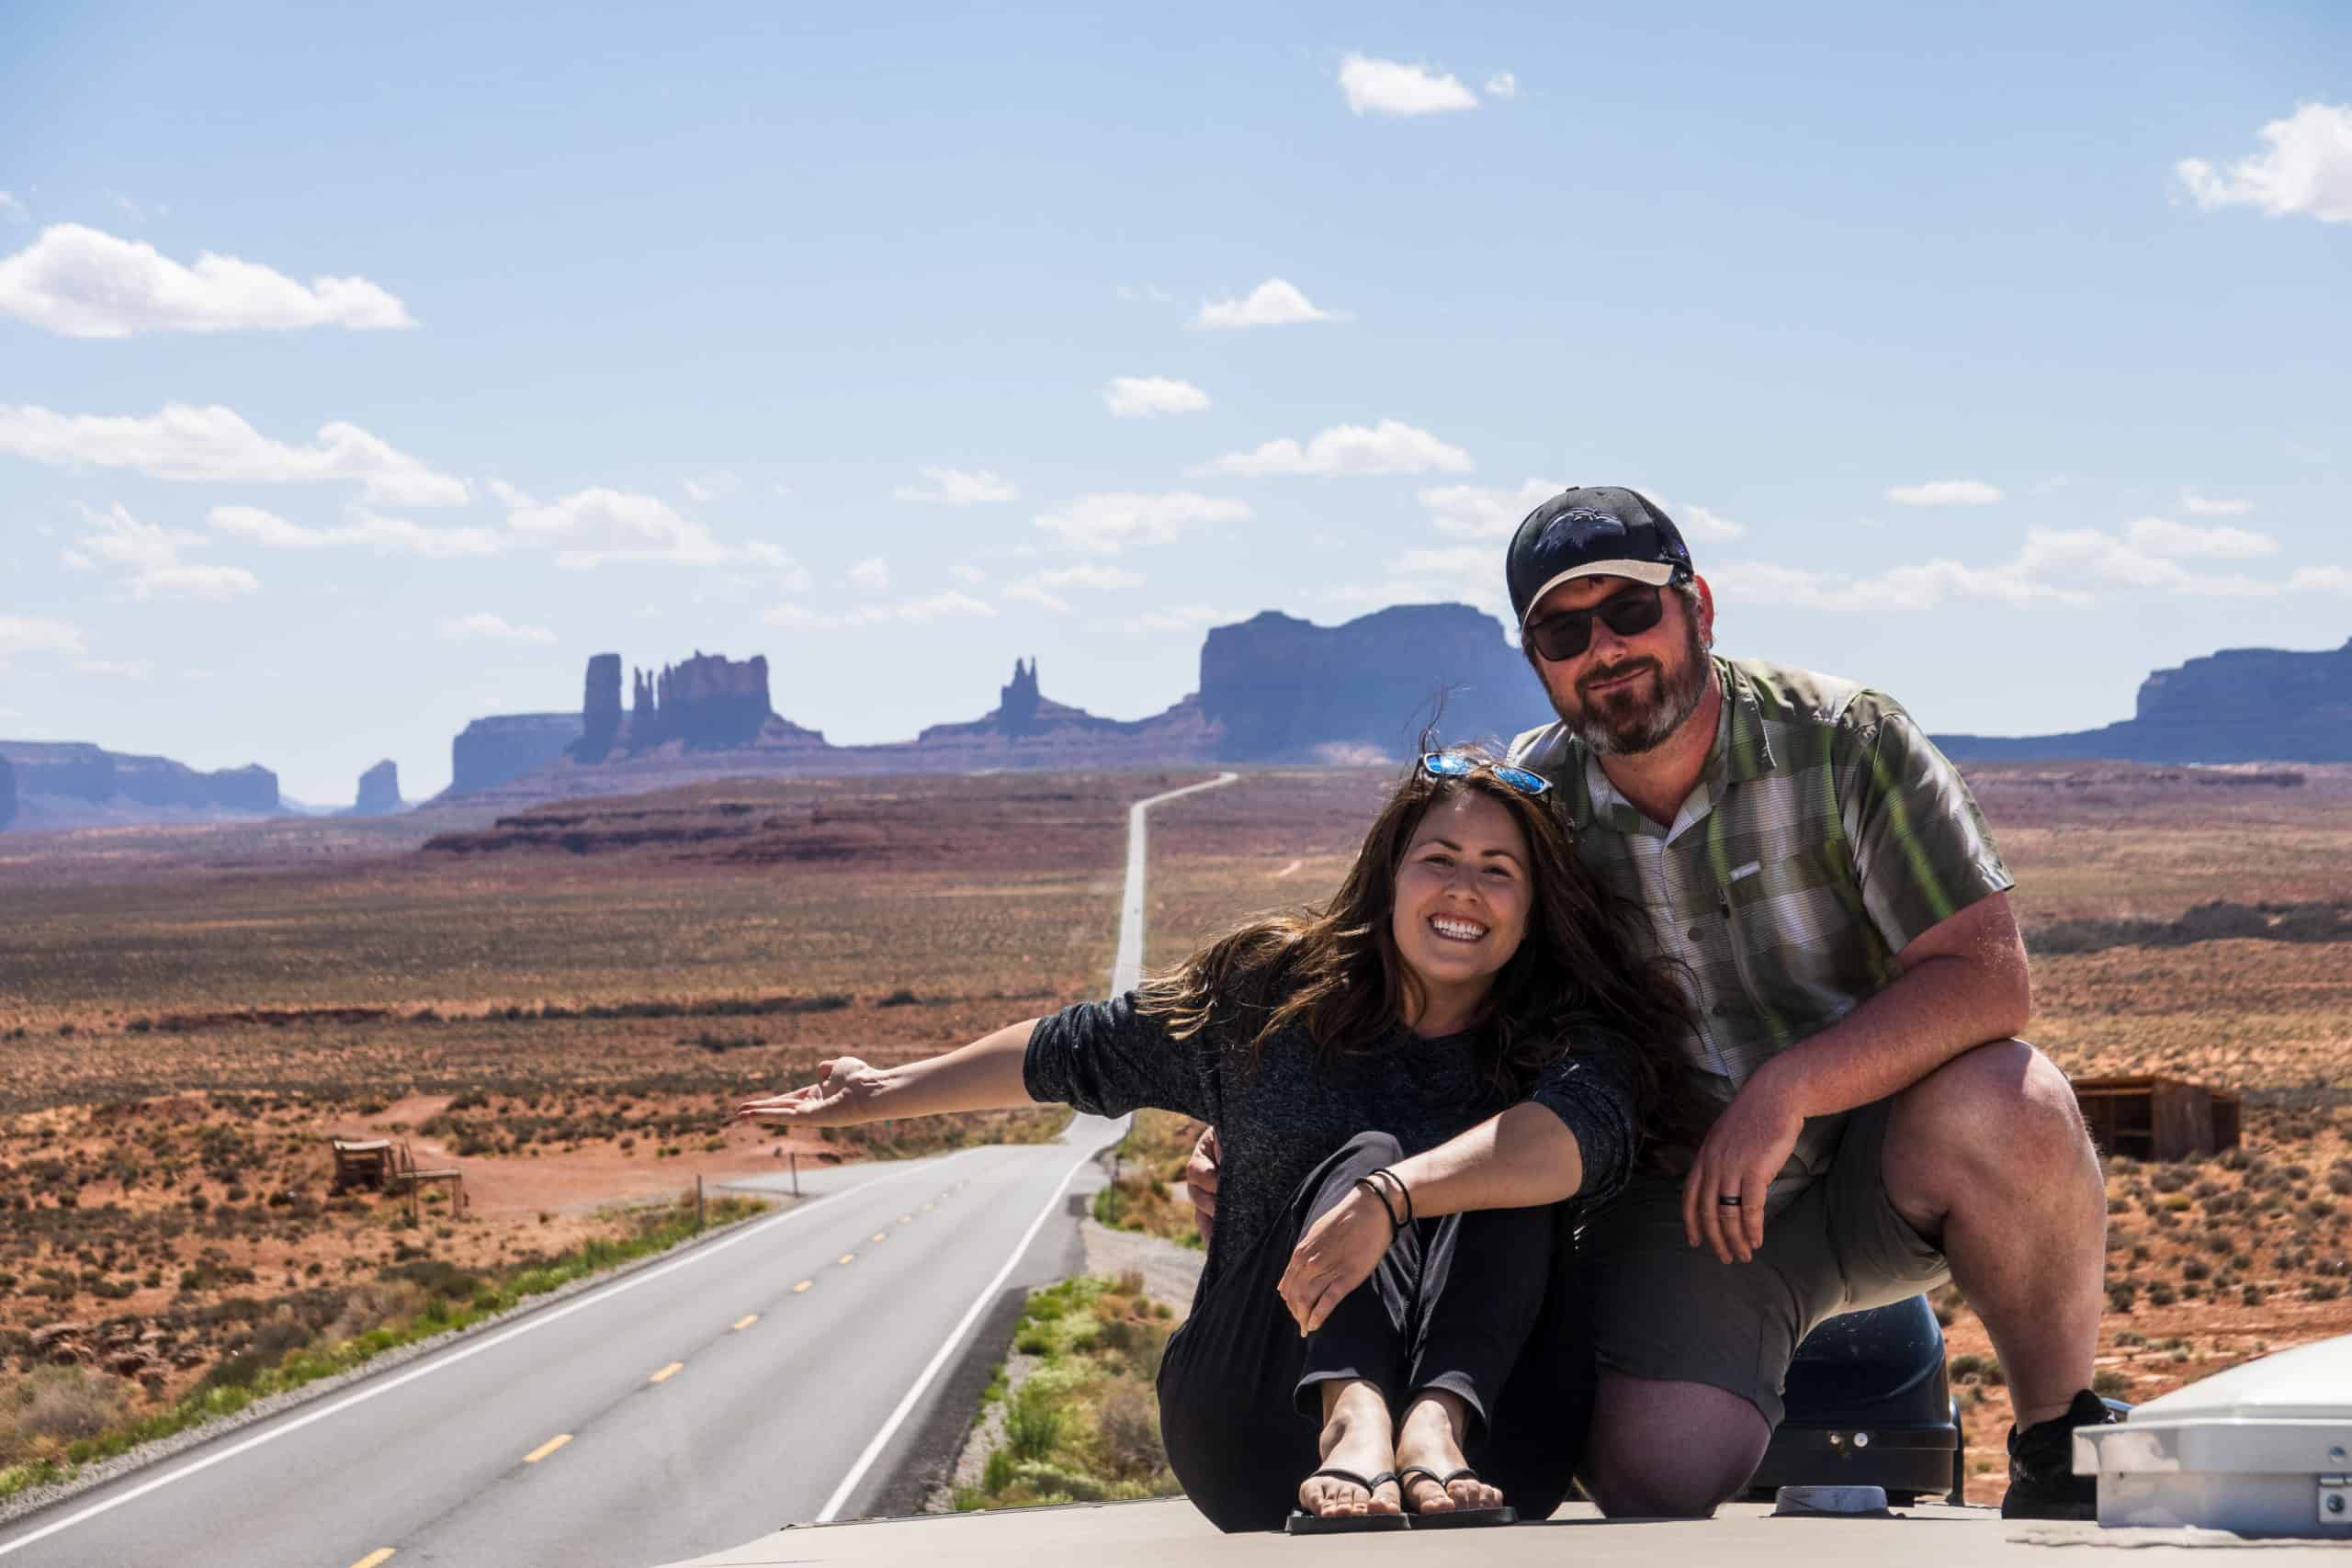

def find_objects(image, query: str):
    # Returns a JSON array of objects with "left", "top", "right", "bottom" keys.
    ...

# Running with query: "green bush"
[{"left": 1004, "top": 1383, "right": 1064, "bottom": 1462}]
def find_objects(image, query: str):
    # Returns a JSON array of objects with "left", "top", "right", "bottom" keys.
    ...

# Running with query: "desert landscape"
[{"left": 2, "top": 758, "right": 2347, "bottom": 1506}]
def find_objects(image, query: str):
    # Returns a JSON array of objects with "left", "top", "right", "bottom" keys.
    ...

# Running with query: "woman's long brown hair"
[{"left": 1136, "top": 746, "right": 1700, "bottom": 1140}]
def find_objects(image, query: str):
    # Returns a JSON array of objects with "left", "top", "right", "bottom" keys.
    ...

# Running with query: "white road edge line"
[
  {"left": 813, "top": 1139, "right": 1099, "bottom": 1523},
  {"left": 815, "top": 770, "right": 1236, "bottom": 1523},
  {"left": 0, "top": 1155, "right": 953, "bottom": 1560}
]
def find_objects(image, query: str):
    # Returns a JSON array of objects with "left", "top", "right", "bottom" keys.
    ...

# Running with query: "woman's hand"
[
  {"left": 1184, "top": 1125, "right": 1220, "bottom": 1246},
  {"left": 1276, "top": 1183, "right": 1396, "bottom": 1335},
  {"left": 729, "top": 1057, "right": 888, "bottom": 1129}
]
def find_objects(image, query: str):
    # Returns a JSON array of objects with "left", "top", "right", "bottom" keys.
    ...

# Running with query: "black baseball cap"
[{"left": 1506, "top": 486, "right": 1694, "bottom": 628}]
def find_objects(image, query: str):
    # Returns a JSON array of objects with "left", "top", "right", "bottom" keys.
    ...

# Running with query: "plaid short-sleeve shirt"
[{"left": 1508, "top": 656, "right": 2015, "bottom": 1190}]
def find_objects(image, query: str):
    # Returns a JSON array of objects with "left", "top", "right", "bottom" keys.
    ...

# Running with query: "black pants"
[{"left": 1156, "top": 1131, "right": 1592, "bottom": 1532}]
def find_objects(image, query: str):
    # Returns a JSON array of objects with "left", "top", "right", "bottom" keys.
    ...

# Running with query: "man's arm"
[{"left": 1683, "top": 889, "right": 2030, "bottom": 1263}]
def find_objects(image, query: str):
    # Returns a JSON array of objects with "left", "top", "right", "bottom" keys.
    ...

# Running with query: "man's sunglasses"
[
  {"left": 1419, "top": 751, "right": 1553, "bottom": 796},
  {"left": 1523, "top": 583, "right": 1668, "bottom": 662}
]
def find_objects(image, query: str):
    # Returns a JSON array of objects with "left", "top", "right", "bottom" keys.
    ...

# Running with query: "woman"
[{"left": 730, "top": 750, "right": 1692, "bottom": 1532}]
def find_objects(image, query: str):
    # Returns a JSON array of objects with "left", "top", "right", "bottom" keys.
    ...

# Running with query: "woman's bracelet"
[
  {"left": 1367, "top": 1167, "right": 1415, "bottom": 1230},
  {"left": 1351, "top": 1174, "right": 1404, "bottom": 1235}
]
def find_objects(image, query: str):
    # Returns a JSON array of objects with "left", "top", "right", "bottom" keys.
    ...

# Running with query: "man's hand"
[
  {"left": 1681, "top": 1067, "right": 1804, "bottom": 1264},
  {"left": 1184, "top": 1125, "right": 1220, "bottom": 1246},
  {"left": 1277, "top": 1184, "right": 1394, "bottom": 1335},
  {"left": 729, "top": 1057, "right": 885, "bottom": 1129}
]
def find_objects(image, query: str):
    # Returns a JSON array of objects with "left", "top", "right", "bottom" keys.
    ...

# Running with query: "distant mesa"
[
  {"left": 0, "top": 740, "right": 279, "bottom": 832},
  {"left": 434, "top": 604, "right": 1553, "bottom": 806},
  {"left": 350, "top": 760, "right": 403, "bottom": 817},
  {"left": 1936, "top": 638, "right": 2352, "bottom": 764},
  {"left": 1200, "top": 604, "right": 1543, "bottom": 762}
]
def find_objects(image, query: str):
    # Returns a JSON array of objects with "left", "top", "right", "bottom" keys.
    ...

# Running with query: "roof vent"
[{"left": 2075, "top": 1333, "right": 2352, "bottom": 1537}]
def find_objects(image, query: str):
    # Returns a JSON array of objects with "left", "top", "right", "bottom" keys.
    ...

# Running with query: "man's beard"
[{"left": 1553, "top": 609, "right": 1713, "bottom": 756}]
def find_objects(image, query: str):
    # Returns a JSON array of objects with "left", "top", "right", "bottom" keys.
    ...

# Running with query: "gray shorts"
[{"left": 1582, "top": 1096, "right": 1951, "bottom": 1428}]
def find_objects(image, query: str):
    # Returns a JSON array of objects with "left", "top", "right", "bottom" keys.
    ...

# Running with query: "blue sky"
[{"left": 2, "top": 1, "right": 2347, "bottom": 803}]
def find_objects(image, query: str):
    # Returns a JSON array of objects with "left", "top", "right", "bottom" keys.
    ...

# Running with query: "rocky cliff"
[
  {"left": 0, "top": 740, "right": 280, "bottom": 829},
  {"left": 352, "top": 760, "right": 403, "bottom": 816},
  {"left": 1937, "top": 637, "right": 2352, "bottom": 764},
  {"left": 449, "top": 714, "right": 585, "bottom": 795},
  {"left": 627, "top": 651, "right": 787, "bottom": 750},
  {"left": 1200, "top": 604, "right": 1548, "bottom": 761}
]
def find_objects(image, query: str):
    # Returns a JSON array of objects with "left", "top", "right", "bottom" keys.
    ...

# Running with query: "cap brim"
[{"left": 1520, "top": 560, "right": 1678, "bottom": 626}]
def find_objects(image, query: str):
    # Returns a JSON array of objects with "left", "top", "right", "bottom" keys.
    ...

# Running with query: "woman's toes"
[{"left": 1368, "top": 1478, "right": 1403, "bottom": 1516}]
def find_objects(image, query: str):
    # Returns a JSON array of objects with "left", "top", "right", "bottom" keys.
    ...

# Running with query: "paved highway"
[{"left": 0, "top": 773, "right": 1235, "bottom": 1568}]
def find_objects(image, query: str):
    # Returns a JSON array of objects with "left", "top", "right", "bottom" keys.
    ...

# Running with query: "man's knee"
[
  {"left": 1580, "top": 1376, "right": 1769, "bottom": 1518},
  {"left": 1892, "top": 1040, "right": 2088, "bottom": 1168},
  {"left": 1341, "top": 1129, "right": 1406, "bottom": 1165}
]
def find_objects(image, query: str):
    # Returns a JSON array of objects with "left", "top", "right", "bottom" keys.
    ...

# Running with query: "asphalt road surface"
[{"left": 0, "top": 773, "right": 1235, "bottom": 1568}]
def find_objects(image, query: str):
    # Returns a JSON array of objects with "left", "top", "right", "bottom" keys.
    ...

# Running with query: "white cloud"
[
  {"left": 1202, "top": 419, "right": 1472, "bottom": 479},
  {"left": 1102, "top": 376, "right": 1212, "bottom": 418},
  {"left": 1884, "top": 479, "right": 2004, "bottom": 506},
  {"left": 0, "top": 402, "right": 468, "bottom": 507},
  {"left": 1381, "top": 543, "right": 1515, "bottom": 623},
  {"left": 1115, "top": 283, "right": 1176, "bottom": 304},
  {"left": 1484, "top": 72, "right": 1519, "bottom": 99},
  {"left": 76, "top": 658, "right": 155, "bottom": 680},
  {"left": 0, "top": 223, "right": 413, "bottom": 338},
  {"left": 2180, "top": 489, "right": 2253, "bottom": 516},
  {"left": 950, "top": 563, "right": 988, "bottom": 584},
  {"left": 208, "top": 504, "right": 502, "bottom": 558},
  {"left": 763, "top": 590, "right": 997, "bottom": 630},
  {"left": 65, "top": 502, "right": 259, "bottom": 601},
  {"left": 438, "top": 612, "right": 556, "bottom": 645},
  {"left": 891, "top": 465, "right": 1018, "bottom": 505},
  {"left": 683, "top": 472, "right": 739, "bottom": 503},
  {"left": 1002, "top": 563, "right": 1145, "bottom": 615},
  {"left": 1706, "top": 521, "right": 2324, "bottom": 614},
  {"left": 849, "top": 556, "right": 890, "bottom": 592},
  {"left": 1676, "top": 502, "right": 1747, "bottom": 542},
  {"left": 1032, "top": 491, "right": 1252, "bottom": 555},
  {"left": 1193, "top": 277, "right": 1345, "bottom": 330},
  {"left": 1421, "top": 479, "right": 1563, "bottom": 537},
  {"left": 0, "top": 615, "right": 85, "bottom": 656},
  {"left": 496, "top": 483, "right": 788, "bottom": 570},
  {"left": 1338, "top": 54, "right": 1479, "bottom": 117},
  {"left": 2176, "top": 102, "right": 2352, "bottom": 223},
  {"left": 2123, "top": 516, "right": 2277, "bottom": 558},
  {"left": 1137, "top": 604, "right": 1233, "bottom": 632},
  {"left": 0, "top": 192, "right": 24, "bottom": 220}
]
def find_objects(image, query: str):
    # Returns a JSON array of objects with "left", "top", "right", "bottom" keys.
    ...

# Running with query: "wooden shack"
[{"left": 2073, "top": 1075, "right": 2242, "bottom": 1162}]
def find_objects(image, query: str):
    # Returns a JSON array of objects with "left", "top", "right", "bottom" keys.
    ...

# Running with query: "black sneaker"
[{"left": 2000, "top": 1389, "right": 2122, "bottom": 1520}]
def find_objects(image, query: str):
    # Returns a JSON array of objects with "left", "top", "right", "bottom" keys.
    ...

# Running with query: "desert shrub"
[
  {"left": 0, "top": 1368, "right": 129, "bottom": 1464},
  {"left": 1011, "top": 1460, "right": 1106, "bottom": 1502},
  {"left": 2181, "top": 1258, "right": 2210, "bottom": 1282},
  {"left": 2091, "top": 1369, "right": 2132, "bottom": 1397},
  {"left": 2107, "top": 1280, "right": 2137, "bottom": 1313},
  {"left": 2148, "top": 1280, "right": 2178, "bottom": 1306},
  {"left": 876, "top": 988, "right": 922, "bottom": 1008},
  {"left": 1004, "top": 1382, "right": 1064, "bottom": 1462},
  {"left": 1091, "top": 1380, "right": 1166, "bottom": 1480}
]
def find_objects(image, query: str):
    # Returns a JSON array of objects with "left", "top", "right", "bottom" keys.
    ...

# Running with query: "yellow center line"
[
  {"left": 350, "top": 1551, "right": 397, "bottom": 1568},
  {"left": 838, "top": 1253, "right": 855, "bottom": 1265},
  {"left": 793, "top": 1280, "right": 813, "bottom": 1293},
  {"left": 733, "top": 1314, "right": 758, "bottom": 1330},
  {"left": 523, "top": 1433, "right": 571, "bottom": 1464},
  {"left": 650, "top": 1361, "right": 684, "bottom": 1384}
]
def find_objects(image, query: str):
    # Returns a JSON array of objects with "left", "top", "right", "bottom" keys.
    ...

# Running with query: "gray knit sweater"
[{"left": 1023, "top": 990, "right": 1640, "bottom": 1279}]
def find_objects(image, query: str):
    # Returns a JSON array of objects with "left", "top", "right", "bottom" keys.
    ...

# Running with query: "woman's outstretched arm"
[{"left": 728, "top": 1020, "right": 1043, "bottom": 1129}]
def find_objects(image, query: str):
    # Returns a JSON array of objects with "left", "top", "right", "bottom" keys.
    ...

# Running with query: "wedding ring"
[{"left": 1717, "top": 1194, "right": 1743, "bottom": 1206}]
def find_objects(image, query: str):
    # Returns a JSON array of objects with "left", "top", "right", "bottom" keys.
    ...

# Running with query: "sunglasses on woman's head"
[
  {"left": 1419, "top": 752, "right": 1553, "bottom": 795},
  {"left": 1524, "top": 583, "right": 1668, "bottom": 662}
]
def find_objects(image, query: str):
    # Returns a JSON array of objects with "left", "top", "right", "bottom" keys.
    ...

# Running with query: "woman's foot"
[
  {"left": 1395, "top": 1391, "right": 1507, "bottom": 1516},
  {"left": 1299, "top": 1380, "right": 1403, "bottom": 1519}
]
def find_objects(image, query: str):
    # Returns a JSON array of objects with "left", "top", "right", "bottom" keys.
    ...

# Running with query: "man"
[{"left": 1191, "top": 486, "right": 2114, "bottom": 1519}]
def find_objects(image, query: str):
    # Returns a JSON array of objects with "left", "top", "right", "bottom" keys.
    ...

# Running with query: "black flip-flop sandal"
[
  {"left": 1396, "top": 1465, "right": 1518, "bottom": 1528},
  {"left": 1287, "top": 1468, "right": 1409, "bottom": 1533}
]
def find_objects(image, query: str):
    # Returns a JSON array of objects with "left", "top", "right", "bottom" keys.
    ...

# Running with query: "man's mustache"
[{"left": 1579, "top": 659, "right": 1659, "bottom": 696}]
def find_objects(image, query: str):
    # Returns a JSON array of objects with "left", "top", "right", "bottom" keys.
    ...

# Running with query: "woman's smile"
[{"left": 1427, "top": 913, "right": 1488, "bottom": 943}]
